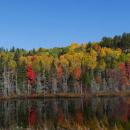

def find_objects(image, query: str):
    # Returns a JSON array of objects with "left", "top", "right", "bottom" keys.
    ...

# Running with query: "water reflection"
[{"left": 0, "top": 97, "right": 130, "bottom": 129}]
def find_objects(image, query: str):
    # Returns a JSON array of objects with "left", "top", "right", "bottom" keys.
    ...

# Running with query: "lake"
[{"left": 0, "top": 97, "right": 130, "bottom": 130}]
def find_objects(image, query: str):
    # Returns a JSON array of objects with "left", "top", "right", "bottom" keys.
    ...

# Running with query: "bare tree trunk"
[
  {"left": 52, "top": 77, "right": 57, "bottom": 94},
  {"left": 36, "top": 73, "right": 42, "bottom": 93},
  {"left": 3, "top": 65, "right": 7, "bottom": 96},
  {"left": 27, "top": 81, "right": 30, "bottom": 95},
  {"left": 80, "top": 81, "right": 83, "bottom": 94},
  {"left": 7, "top": 71, "right": 11, "bottom": 96},
  {"left": 62, "top": 73, "right": 68, "bottom": 93},
  {"left": 15, "top": 72, "right": 18, "bottom": 95}
]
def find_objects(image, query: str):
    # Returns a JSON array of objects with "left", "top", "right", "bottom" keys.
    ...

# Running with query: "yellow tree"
[
  {"left": 64, "top": 51, "right": 84, "bottom": 93},
  {"left": 82, "top": 49, "right": 97, "bottom": 70},
  {"left": 69, "top": 43, "right": 79, "bottom": 52},
  {"left": 0, "top": 52, "right": 17, "bottom": 96}
]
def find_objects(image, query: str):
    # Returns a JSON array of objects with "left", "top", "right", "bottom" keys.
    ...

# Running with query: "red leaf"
[
  {"left": 26, "top": 65, "right": 36, "bottom": 84},
  {"left": 74, "top": 66, "right": 81, "bottom": 80},
  {"left": 57, "top": 64, "right": 63, "bottom": 80}
]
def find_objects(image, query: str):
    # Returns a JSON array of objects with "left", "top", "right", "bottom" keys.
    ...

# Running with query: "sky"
[{"left": 0, "top": 0, "right": 130, "bottom": 50}]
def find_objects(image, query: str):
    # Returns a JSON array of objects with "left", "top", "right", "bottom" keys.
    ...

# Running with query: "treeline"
[
  {"left": 0, "top": 33, "right": 130, "bottom": 96},
  {"left": 100, "top": 32, "right": 130, "bottom": 49}
]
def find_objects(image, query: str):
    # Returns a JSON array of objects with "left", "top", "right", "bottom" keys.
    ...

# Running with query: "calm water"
[{"left": 0, "top": 97, "right": 130, "bottom": 130}]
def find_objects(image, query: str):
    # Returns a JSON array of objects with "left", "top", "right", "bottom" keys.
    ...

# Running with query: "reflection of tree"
[
  {"left": 28, "top": 106, "right": 37, "bottom": 128},
  {"left": 76, "top": 109, "right": 83, "bottom": 125},
  {"left": 0, "top": 102, "right": 4, "bottom": 127},
  {"left": 112, "top": 98, "right": 129, "bottom": 122},
  {"left": 17, "top": 101, "right": 28, "bottom": 128},
  {"left": 58, "top": 109, "right": 65, "bottom": 124},
  {"left": 1, "top": 97, "right": 130, "bottom": 129}
]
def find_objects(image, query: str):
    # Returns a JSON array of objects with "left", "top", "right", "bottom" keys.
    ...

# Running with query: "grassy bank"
[
  {"left": 1, "top": 91, "right": 130, "bottom": 100},
  {"left": 0, "top": 93, "right": 85, "bottom": 100},
  {"left": 93, "top": 90, "right": 130, "bottom": 97}
]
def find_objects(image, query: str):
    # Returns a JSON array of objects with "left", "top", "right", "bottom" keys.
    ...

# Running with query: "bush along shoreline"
[{"left": 0, "top": 33, "right": 130, "bottom": 98}]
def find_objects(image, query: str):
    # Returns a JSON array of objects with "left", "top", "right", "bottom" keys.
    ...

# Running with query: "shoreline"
[{"left": 0, "top": 91, "right": 130, "bottom": 100}]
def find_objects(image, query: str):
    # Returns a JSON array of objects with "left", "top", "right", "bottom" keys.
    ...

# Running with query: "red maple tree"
[
  {"left": 126, "top": 61, "right": 130, "bottom": 79},
  {"left": 74, "top": 66, "right": 81, "bottom": 80},
  {"left": 26, "top": 65, "right": 36, "bottom": 85},
  {"left": 57, "top": 63, "right": 63, "bottom": 80},
  {"left": 119, "top": 63, "right": 129, "bottom": 86}
]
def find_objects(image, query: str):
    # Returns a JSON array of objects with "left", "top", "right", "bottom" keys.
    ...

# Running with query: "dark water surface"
[{"left": 0, "top": 97, "right": 130, "bottom": 130}]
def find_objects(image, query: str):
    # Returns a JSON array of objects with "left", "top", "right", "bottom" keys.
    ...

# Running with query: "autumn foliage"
[
  {"left": 119, "top": 63, "right": 129, "bottom": 86},
  {"left": 1, "top": 33, "right": 130, "bottom": 96},
  {"left": 26, "top": 65, "right": 36, "bottom": 85},
  {"left": 57, "top": 63, "right": 63, "bottom": 80},
  {"left": 74, "top": 66, "right": 81, "bottom": 80}
]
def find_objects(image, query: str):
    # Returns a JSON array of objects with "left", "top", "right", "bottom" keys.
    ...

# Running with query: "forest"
[{"left": 0, "top": 33, "right": 130, "bottom": 96}]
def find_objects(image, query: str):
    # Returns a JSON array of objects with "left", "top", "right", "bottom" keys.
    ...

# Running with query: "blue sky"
[{"left": 0, "top": 0, "right": 130, "bottom": 49}]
